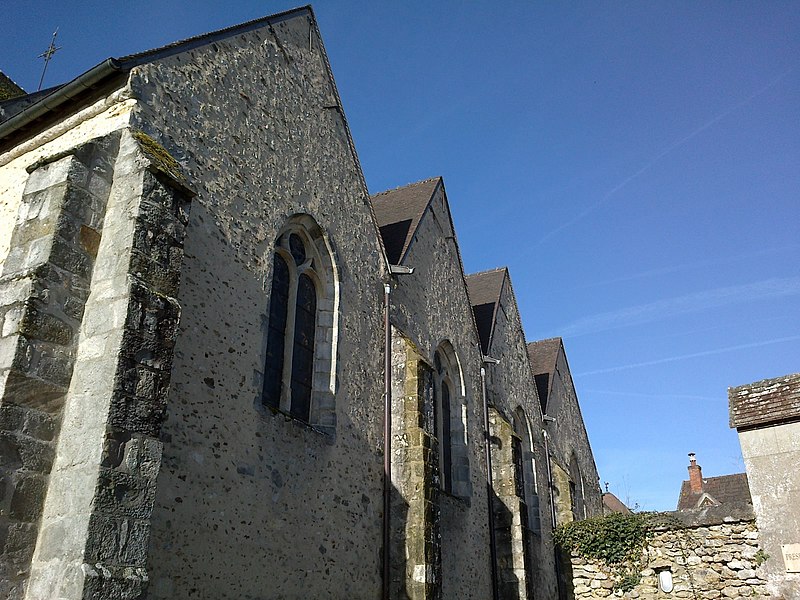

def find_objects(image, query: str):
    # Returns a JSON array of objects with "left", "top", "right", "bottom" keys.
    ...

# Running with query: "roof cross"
[{"left": 37, "top": 28, "right": 62, "bottom": 91}]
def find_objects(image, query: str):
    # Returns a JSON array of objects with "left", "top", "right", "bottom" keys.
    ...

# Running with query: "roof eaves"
[{"left": 0, "top": 59, "right": 124, "bottom": 152}]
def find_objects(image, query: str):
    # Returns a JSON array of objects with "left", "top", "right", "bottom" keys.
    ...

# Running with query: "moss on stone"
[{"left": 132, "top": 130, "right": 186, "bottom": 183}]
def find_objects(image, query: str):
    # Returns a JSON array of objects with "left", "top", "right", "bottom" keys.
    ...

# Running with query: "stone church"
[{"left": 0, "top": 7, "right": 602, "bottom": 599}]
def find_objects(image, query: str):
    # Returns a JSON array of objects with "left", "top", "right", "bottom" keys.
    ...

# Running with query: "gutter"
[{"left": 0, "top": 58, "right": 123, "bottom": 146}]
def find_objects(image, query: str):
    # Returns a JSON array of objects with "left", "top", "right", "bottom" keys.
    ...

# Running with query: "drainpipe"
[
  {"left": 543, "top": 428, "right": 563, "bottom": 599},
  {"left": 480, "top": 363, "right": 500, "bottom": 600},
  {"left": 383, "top": 266, "right": 413, "bottom": 600},
  {"left": 383, "top": 282, "right": 391, "bottom": 600},
  {"left": 543, "top": 428, "right": 557, "bottom": 528}
]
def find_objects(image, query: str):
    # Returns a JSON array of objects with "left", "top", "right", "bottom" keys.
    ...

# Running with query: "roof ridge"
[
  {"left": 370, "top": 176, "right": 441, "bottom": 199},
  {"left": 527, "top": 337, "right": 562, "bottom": 345},
  {"left": 465, "top": 266, "right": 508, "bottom": 279}
]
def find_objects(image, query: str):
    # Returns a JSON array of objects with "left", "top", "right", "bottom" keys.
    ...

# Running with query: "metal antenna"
[{"left": 37, "top": 28, "right": 62, "bottom": 91}]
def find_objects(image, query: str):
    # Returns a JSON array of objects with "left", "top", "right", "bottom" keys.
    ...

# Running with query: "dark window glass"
[
  {"left": 512, "top": 436, "right": 526, "bottom": 500},
  {"left": 289, "top": 233, "right": 306, "bottom": 265},
  {"left": 290, "top": 273, "right": 316, "bottom": 421},
  {"left": 263, "top": 254, "right": 290, "bottom": 408},
  {"left": 441, "top": 381, "right": 452, "bottom": 493}
]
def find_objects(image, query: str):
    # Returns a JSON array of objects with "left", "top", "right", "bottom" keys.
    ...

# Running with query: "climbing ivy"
[
  {"left": 553, "top": 512, "right": 664, "bottom": 592},
  {"left": 553, "top": 512, "right": 652, "bottom": 565}
]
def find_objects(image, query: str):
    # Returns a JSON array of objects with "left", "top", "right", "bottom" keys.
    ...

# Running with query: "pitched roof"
[
  {"left": 729, "top": 372, "right": 800, "bottom": 430},
  {"left": 527, "top": 338, "right": 563, "bottom": 412},
  {"left": 370, "top": 177, "right": 441, "bottom": 264},
  {"left": 602, "top": 492, "right": 631, "bottom": 515},
  {"left": 527, "top": 337, "right": 562, "bottom": 376},
  {"left": 677, "top": 473, "right": 751, "bottom": 510},
  {"left": 465, "top": 268, "right": 507, "bottom": 355}
]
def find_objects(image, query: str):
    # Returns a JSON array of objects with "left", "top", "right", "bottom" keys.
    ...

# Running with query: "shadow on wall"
[
  {"left": 492, "top": 488, "right": 522, "bottom": 599},
  {"left": 557, "top": 547, "right": 575, "bottom": 600},
  {"left": 389, "top": 481, "right": 411, "bottom": 598}
]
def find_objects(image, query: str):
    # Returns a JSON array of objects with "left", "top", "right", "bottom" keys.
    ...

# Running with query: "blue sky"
[{"left": 2, "top": 1, "right": 798, "bottom": 510}]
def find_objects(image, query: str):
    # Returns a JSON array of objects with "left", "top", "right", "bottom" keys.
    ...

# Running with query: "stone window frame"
[
  {"left": 512, "top": 407, "right": 542, "bottom": 534},
  {"left": 568, "top": 453, "right": 586, "bottom": 521},
  {"left": 260, "top": 214, "right": 339, "bottom": 435},
  {"left": 432, "top": 340, "right": 471, "bottom": 500}
]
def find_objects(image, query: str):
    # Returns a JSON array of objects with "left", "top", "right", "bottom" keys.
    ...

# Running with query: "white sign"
[{"left": 782, "top": 543, "right": 800, "bottom": 573}]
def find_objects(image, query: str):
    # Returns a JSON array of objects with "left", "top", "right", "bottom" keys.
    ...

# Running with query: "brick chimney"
[{"left": 688, "top": 452, "right": 703, "bottom": 494}]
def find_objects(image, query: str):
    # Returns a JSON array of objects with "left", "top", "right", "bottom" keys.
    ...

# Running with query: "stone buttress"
[
  {"left": 390, "top": 329, "right": 442, "bottom": 600},
  {"left": 0, "top": 128, "right": 193, "bottom": 600}
]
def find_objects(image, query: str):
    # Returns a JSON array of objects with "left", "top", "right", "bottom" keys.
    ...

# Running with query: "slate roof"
[
  {"left": 676, "top": 473, "right": 751, "bottom": 510},
  {"left": 465, "top": 268, "right": 507, "bottom": 355},
  {"left": 527, "top": 337, "right": 562, "bottom": 411},
  {"left": 370, "top": 178, "right": 441, "bottom": 264},
  {"left": 729, "top": 372, "right": 800, "bottom": 430}
]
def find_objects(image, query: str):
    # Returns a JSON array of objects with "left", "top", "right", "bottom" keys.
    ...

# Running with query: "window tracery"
[{"left": 262, "top": 216, "right": 338, "bottom": 432}]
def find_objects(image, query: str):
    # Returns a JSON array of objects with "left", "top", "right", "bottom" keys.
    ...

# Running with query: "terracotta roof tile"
[
  {"left": 677, "top": 473, "right": 751, "bottom": 510},
  {"left": 602, "top": 492, "right": 632, "bottom": 515}
]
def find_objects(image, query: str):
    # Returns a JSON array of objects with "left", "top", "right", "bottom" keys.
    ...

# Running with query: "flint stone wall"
[
  {"left": 568, "top": 507, "right": 769, "bottom": 599},
  {"left": 125, "top": 13, "right": 389, "bottom": 599},
  {"left": 388, "top": 183, "right": 492, "bottom": 599},
  {"left": 544, "top": 346, "right": 603, "bottom": 522},
  {"left": 483, "top": 275, "right": 557, "bottom": 598}
]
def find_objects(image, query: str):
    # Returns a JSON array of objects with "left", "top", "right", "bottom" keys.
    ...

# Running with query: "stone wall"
[
  {"left": 388, "top": 184, "right": 492, "bottom": 599},
  {"left": 124, "top": 13, "right": 390, "bottom": 599},
  {"left": 482, "top": 272, "right": 558, "bottom": 598},
  {"left": 730, "top": 374, "right": 800, "bottom": 599},
  {"left": 566, "top": 509, "right": 769, "bottom": 599},
  {"left": 545, "top": 347, "right": 603, "bottom": 522}
]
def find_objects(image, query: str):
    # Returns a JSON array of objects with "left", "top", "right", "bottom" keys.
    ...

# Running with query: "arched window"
[
  {"left": 262, "top": 216, "right": 338, "bottom": 431},
  {"left": 569, "top": 454, "right": 585, "bottom": 521},
  {"left": 513, "top": 408, "right": 541, "bottom": 534},
  {"left": 432, "top": 342, "right": 470, "bottom": 499}
]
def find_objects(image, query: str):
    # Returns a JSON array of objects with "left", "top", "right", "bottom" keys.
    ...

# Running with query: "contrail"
[
  {"left": 582, "top": 389, "right": 717, "bottom": 401},
  {"left": 535, "top": 69, "right": 792, "bottom": 246},
  {"left": 577, "top": 335, "right": 800, "bottom": 376},
  {"left": 570, "top": 245, "right": 797, "bottom": 291},
  {"left": 554, "top": 276, "right": 800, "bottom": 338}
]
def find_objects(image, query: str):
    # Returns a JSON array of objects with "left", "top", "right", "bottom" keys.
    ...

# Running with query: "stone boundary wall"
[{"left": 568, "top": 508, "right": 769, "bottom": 599}]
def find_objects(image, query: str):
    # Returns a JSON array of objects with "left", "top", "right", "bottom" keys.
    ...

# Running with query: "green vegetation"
[
  {"left": 554, "top": 512, "right": 652, "bottom": 566},
  {"left": 753, "top": 549, "right": 769, "bottom": 566},
  {"left": 554, "top": 512, "right": 663, "bottom": 593},
  {"left": 132, "top": 129, "right": 186, "bottom": 183}
]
